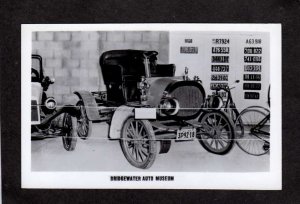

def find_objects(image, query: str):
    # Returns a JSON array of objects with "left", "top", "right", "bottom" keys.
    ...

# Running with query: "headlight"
[
  {"left": 208, "top": 95, "right": 223, "bottom": 110},
  {"left": 159, "top": 98, "right": 180, "bottom": 116},
  {"left": 44, "top": 97, "right": 56, "bottom": 110}
]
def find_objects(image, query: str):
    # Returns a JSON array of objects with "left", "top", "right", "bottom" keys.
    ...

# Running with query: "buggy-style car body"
[
  {"left": 100, "top": 50, "right": 205, "bottom": 117},
  {"left": 31, "top": 55, "right": 79, "bottom": 151},
  {"left": 75, "top": 50, "right": 235, "bottom": 169}
]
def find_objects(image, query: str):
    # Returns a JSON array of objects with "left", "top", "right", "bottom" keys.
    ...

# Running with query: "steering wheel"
[{"left": 31, "top": 68, "right": 40, "bottom": 82}]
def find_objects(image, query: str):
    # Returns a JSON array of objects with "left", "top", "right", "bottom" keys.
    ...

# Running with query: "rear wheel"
[
  {"left": 198, "top": 110, "right": 235, "bottom": 155},
  {"left": 62, "top": 113, "right": 77, "bottom": 151},
  {"left": 235, "top": 108, "right": 270, "bottom": 156},
  {"left": 120, "top": 118, "right": 157, "bottom": 169}
]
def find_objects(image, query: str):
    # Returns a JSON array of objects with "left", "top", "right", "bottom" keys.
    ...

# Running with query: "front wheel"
[
  {"left": 120, "top": 118, "right": 157, "bottom": 169},
  {"left": 62, "top": 113, "right": 77, "bottom": 151},
  {"left": 198, "top": 110, "right": 235, "bottom": 155},
  {"left": 76, "top": 100, "right": 92, "bottom": 140}
]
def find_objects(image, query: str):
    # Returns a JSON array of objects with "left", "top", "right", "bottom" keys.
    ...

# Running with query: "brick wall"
[{"left": 32, "top": 31, "right": 169, "bottom": 104}]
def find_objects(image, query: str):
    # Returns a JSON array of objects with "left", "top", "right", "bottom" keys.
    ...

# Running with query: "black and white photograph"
[{"left": 21, "top": 24, "right": 281, "bottom": 189}]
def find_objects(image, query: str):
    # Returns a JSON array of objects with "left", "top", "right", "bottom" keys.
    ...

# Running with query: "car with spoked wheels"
[
  {"left": 75, "top": 50, "right": 235, "bottom": 169},
  {"left": 31, "top": 54, "right": 80, "bottom": 151}
]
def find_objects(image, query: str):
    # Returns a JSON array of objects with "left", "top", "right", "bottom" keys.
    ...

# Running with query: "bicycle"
[
  {"left": 210, "top": 80, "right": 241, "bottom": 122},
  {"left": 197, "top": 80, "right": 242, "bottom": 155},
  {"left": 234, "top": 86, "right": 270, "bottom": 156}
]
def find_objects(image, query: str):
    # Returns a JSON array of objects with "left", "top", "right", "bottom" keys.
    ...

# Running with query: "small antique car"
[
  {"left": 31, "top": 55, "right": 79, "bottom": 151},
  {"left": 74, "top": 50, "right": 235, "bottom": 169}
]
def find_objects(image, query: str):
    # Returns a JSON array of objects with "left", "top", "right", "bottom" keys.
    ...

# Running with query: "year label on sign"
[
  {"left": 244, "top": 56, "right": 262, "bottom": 63},
  {"left": 244, "top": 65, "right": 262, "bottom": 72},
  {"left": 243, "top": 83, "right": 261, "bottom": 90},
  {"left": 180, "top": 46, "right": 198, "bottom": 54},
  {"left": 212, "top": 56, "right": 229, "bottom": 63},
  {"left": 211, "top": 65, "right": 229, "bottom": 72},
  {"left": 244, "top": 92, "right": 260, "bottom": 99},
  {"left": 211, "top": 74, "right": 228, "bottom": 81},
  {"left": 212, "top": 39, "right": 230, "bottom": 44},
  {"left": 212, "top": 47, "right": 230, "bottom": 54},
  {"left": 244, "top": 74, "right": 261, "bottom": 81},
  {"left": 210, "top": 83, "right": 228, "bottom": 90},
  {"left": 244, "top": 47, "right": 262, "bottom": 54},
  {"left": 246, "top": 39, "right": 262, "bottom": 44}
]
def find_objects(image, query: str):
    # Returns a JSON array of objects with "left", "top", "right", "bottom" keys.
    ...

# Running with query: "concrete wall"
[{"left": 32, "top": 31, "right": 169, "bottom": 104}]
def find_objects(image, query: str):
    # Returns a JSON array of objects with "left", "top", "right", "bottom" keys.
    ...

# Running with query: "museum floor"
[{"left": 31, "top": 123, "right": 269, "bottom": 172}]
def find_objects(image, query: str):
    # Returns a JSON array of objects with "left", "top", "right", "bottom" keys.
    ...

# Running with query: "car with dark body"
[
  {"left": 31, "top": 54, "right": 79, "bottom": 151},
  {"left": 75, "top": 50, "right": 235, "bottom": 169}
]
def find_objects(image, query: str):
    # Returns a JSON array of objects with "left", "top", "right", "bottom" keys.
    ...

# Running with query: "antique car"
[
  {"left": 75, "top": 50, "right": 235, "bottom": 169},
  {"left": 31, "top": 54, "right": 79, "bottom": 151}
]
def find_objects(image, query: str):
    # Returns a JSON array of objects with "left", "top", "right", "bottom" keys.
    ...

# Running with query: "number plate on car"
[{"left": 176, "top": 128, "right": 196, "bottom": 140}]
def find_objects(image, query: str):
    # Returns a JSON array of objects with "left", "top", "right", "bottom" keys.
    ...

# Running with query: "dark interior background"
[{"left": 0, "top": 0, "right": 299, "bottom": 203}]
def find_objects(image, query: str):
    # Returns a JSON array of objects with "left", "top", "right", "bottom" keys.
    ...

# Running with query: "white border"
[{"left": 22, "top": 24, "right": 281, "bottom": 189}]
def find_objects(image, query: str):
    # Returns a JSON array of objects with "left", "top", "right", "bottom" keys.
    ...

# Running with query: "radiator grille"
[{"left": 170, "top": 86, "right": 204, "bottom": 117}]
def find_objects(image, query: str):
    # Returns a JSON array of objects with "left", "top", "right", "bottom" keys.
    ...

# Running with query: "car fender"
[
  {"left": 74, "top": 91, "right": 101, "bottom": 121},
  {"left": 109, "top": 106, "right": 134, "bottom": 139}
]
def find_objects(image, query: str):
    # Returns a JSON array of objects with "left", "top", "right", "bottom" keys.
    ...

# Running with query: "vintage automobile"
[
  {"left": 31, "top": 54, "right": 79, "bottom": 151},
  {"left": 75, "top": 50, "right": 235, "bottom": 169}
]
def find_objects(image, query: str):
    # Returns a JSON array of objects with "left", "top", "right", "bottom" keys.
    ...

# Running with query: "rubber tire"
[
  {"left": 230, "top": 107, "right": 244, "bottom": 136},
  {"left": 198, "top": 110, "right": 235, "bottom": 155},
  {"left": 120, "top": 118, "right": 157, "bottom": 169},
  {"left": 235, "top": 108, "right": 270, "bottom": 156},
  {"left": 62, "top": 113, "right": 77, "bottom": 151},
  {"left": 76, "top": 100, "right": 92, "bottom": 140}
]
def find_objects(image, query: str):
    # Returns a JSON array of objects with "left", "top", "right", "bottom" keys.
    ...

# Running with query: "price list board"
[
  {"left": 210, "top": 38, "right": 230, "bottom": 98},
  {"left": 243, "top": 39, "right": 263, "bottom": 99}
]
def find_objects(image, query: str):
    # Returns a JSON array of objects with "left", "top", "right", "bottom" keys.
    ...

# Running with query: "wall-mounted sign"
[
  {"left": 184, "top": 39, "right": 193, "bottom": 43},
  {"left": 244, "top": 74, "right": 261, "bottom": 81},
  {"left": 244, "top": 47, "right": 262, "bottom": 54},
  {"left": 211, "top": 65, "right": 229, "bottom": 72},
  {"left": 244, "top": 56, "right": 262, "bottom": 63},
  {"left": 211, "top": 74, "right": 228, "bottom": 81},
  {"left": 243, "top": 83, "right": 261, "bottom": 90},
  {"left": 244, "top": 92, "right": 260, "bottom": 99},
  {"left": 180, "top": 46, "right": 198, "bottom": 54},
  {"left": 210, "top": 83, "right": 228, "bottom": 90},
  {"left": 212, "top": 47, "right": 230, "bottom": 54},
  {"left": 212, "top": 56, "right": 229, "bottom": 63},
  {"left": 245, "top": 39, "right": 262, "bottom": 44},
  {"left": 212, "top": 39, "right": 230, "bottom": 44},
  {"left": 244, "top": 65, "right": 261, "bottom": 72}
]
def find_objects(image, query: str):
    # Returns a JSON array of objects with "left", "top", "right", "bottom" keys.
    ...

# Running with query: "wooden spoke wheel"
[
  {"left": 76, "top": 100, "right": 92, "bottom": 140},
  {"left": 198, "top": 110, "right": 234, "bottom": 155},
  {"left": 120, "top": 118, "right": 157, "bottom": 169},
  {"left": 62, "top": 113, "right": 77, "bottom": 151}
]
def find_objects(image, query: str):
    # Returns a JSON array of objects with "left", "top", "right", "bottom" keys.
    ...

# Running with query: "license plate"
[{"left": 176, "top": 128, "right": 196, "bottom": 140}]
